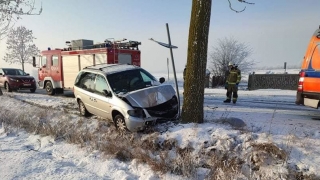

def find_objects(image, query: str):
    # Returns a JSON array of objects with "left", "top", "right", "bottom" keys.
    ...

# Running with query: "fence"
[
  {"left": 211, "top": 76, "right": 225, "bottom": 87},
  {"left": 247, "top": 74, "right": 299, "bottom": 90}
]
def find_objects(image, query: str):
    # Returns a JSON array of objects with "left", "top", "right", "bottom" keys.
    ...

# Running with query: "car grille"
[
  {"left": 21, "top": 79, "right": 31, "bottom": 83},
  {"left": 145, "top": 96, "right": 178, "bottom": 118}
]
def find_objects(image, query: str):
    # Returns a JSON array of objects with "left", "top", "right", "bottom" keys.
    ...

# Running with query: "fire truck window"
[
  {"left": 77, "top": 72, "right": 96, "bottom": 92},
  {"left": 41, "top": 56, "right": 47, "bottom": 67},
  {"left": 95, "top": 75, "right": 110, "bottom": 95},
  {"left": 52, "top": 56, "right": 59, "bottom": 66}
]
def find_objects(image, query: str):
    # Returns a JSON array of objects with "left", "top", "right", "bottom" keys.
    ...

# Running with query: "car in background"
[
  {"left": 296, "top": 26, "right": 320, "bottom": 109},
  {"left": 73, "top": 64, "right": 178, "bottom": 132},
  {"left": 0, "top": 68, "right": 37, "bottom": 93}
]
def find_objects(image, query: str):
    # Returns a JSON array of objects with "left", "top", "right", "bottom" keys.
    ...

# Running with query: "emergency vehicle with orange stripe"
[
  {"left": 32, "top": 39, "right": 141, "bottom": 95},
  {"left": 296, "top": 26, "right": 320, "bottom": 108}
]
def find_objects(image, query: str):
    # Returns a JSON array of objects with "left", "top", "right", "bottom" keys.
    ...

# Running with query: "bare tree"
[
  {"left": 209, "top": 37, "right": 255, "bottom": 78},
  {"left": 0, "top": 0, "right": 42, "bottom": 40},
  {"left": 3, "top": 26, "right": 40, "bottom": 72}
]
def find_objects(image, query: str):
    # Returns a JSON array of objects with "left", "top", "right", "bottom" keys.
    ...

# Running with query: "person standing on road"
[{"left": 224, "top": 62, "right": 241, "bottom": 104}]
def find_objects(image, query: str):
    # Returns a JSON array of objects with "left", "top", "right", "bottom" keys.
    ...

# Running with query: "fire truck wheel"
[
  {"left": 5, "top": 82, "right": 12, "bottom": 92},
  {"left": 45, "top": 81, "right": 55, "bottom": 95},
  {"left": 78, "top": 100, "right": 90, "bottom": 117}
]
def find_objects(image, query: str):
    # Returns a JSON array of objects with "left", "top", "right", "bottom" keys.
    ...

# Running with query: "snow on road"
[{"left": 1, "top": 86, "right": 320, "bottom": 179}]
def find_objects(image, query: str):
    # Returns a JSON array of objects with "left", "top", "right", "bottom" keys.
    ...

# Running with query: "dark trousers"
[{"left": 226, "top": 84, "right": 238, "bottom": 101}]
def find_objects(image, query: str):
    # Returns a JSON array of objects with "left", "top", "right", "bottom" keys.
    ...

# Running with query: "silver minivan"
[{"left": 74, "top": 64, "right": 178, "bottom": 132}]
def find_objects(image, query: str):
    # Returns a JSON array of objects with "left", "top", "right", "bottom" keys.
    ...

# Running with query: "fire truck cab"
[{"left": 33, "top": 39, "right": 141, "bottom": 95}]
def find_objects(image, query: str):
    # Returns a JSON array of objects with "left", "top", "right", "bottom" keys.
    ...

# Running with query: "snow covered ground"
[{"left": 1, "top": 70, "right": 320, "bottom": 179}]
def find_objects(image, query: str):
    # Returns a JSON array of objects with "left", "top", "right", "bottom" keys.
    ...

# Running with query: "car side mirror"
[
  {"left": 103, "top": 89, "right": 112, "bottom": 97},
  {"left": 26, "top": 73, "right": 30, "bottom": 76},
  {"left": 0, "top": 73, "right": 2, "bottom": 76},
  {"left": 32, "top": 56, "right": 36, "bottom": 67},
  {"left": 159, "top": 77, "right": 165, "bottom": 84}
]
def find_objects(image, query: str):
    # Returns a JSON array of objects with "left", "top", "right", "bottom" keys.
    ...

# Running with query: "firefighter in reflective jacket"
[{"left": 224, "top": 63, "right": 241, "bottom": 103}]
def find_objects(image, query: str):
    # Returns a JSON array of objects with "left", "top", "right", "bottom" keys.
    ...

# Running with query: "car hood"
[
  {"left": 6, "top": 75, "right": 34, "bottom": 79},
  {"left": 121, "top": 84, "right": 177, "bottom": 108}
]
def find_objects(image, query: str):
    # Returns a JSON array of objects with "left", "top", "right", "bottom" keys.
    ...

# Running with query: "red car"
[{"left": 0, "top": 68, "right": 37, "bottom": 93}]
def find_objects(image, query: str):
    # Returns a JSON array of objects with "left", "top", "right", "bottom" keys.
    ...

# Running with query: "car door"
[
  {"left": 75, "top": 72, "right": 97, "bottom": 114},
  {"left": 305, "top": 44, "right": 320, "bottom": 93},
  {"left": 51, "top": 55, "right": 61, "bottom": 82},
  {"left": 38, "top": 55, "right": 48, "bottom": 87},
  {"left": 91, "top": 74, "right": 112, "bottom": 120}
]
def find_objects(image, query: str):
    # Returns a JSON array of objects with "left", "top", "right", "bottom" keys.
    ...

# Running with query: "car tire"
[
  {"left": 78, "top": 100, "right": 90, "bottom": 117},
  {"left": 114, "top": 114, "right": 129, "bottom": 134},
  {"left": 5, "top": 82, "right": 12, "bottom": 92},
  {"left": 45, "top": 81, "right": 55, "bottom": 95},
  {"left": 30, "top": 88, "right": 36, "bottom": 93}
]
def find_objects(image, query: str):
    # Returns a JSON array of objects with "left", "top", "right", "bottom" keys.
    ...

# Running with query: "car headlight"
[
  {"left": 127, "top": 108, "right": 144, "bottom": 118},
  {"left": 9, "top": 78, "right": 19, "bottom": 82}
]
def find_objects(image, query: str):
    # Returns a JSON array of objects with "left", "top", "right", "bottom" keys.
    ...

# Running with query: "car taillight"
[{"left": 297, "top": 71, "right": 305, "bottom": 92}]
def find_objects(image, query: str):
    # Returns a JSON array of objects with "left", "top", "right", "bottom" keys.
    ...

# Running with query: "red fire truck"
[{"left": 33, "top": 39, "right": 141, "bottom": 95}]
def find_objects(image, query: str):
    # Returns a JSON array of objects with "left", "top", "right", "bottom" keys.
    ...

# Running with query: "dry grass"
[
  {"left": 251, "top": 142, "right": 287, "bottom": 162},
  {"left": 0, "top": 104, "right": 319, "bottom": 179},
  {"left": 206, "top": 153, "right": 244, "bottom": 180}
]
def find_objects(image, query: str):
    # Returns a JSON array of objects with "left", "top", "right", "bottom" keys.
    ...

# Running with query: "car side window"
[
  {"left": 95, "top": 74, "right": 110, "bottom": 95},
  {"left": 311, "top": 45, "right": 320, "bottom": 69},
  {"left": 0, "top": 69, "right": 3, "bottom": 74},
  {"left": 140, "top": 71, "right": 153, "bottom": 83},
  {"left": 140, "top": 70, "right": 156, "bottom": 86},
  {"left": 74, "top": 71, "right": 84, "bottom": 86},
  {"left": 17, "top": 69, "right": 26, "bottom": 76},
  {"left": 76, "top": 72, "right": 96, "bottom": 92}
]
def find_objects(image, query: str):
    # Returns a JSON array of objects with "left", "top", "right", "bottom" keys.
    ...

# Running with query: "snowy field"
[{"left": 1, "top": 69, "right": 320, "bottom": 179}]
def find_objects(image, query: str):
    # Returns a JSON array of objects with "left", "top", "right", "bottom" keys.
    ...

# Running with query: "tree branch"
[
  {"left": 0, "top": 0, "right": 42, "bottom": 39},
  {"left": 228, "top": 0, "right": 254, "bottom": 13}
]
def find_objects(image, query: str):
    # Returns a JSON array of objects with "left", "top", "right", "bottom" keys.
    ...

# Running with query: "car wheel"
[
  {"left": 4, "top": 82, "right": 12, "bottom": 92},
  {"left": 45, "top": 81, "right": 55, "bottom": 95},
  {"left": 30, "top": 88, "right": 36, "bottom": 93},
  {"left": 78, "top": 100, "right": 90, "bottom": 117},
  {"left": 114, "top": 114, "right": 129, "bottom": 134}
]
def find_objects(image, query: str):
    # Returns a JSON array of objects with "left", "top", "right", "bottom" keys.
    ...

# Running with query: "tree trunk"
[
  {"left": 181, "top": 0, "right": 212, "bottom": 123},
  {"left": 22, "top": 58, "right": 25, "bottom": 72}
]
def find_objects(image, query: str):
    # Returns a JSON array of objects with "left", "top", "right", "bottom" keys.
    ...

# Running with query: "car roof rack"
[{"left": 83, "top": 63, "right": 138, "bottom": 72}]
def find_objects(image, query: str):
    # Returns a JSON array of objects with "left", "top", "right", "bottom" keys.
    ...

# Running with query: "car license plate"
[{"left": 24, "top": 84, "right": 31, "bottom": 86}]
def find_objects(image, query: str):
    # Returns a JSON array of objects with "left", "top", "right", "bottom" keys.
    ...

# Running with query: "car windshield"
[
  {"left": 3, "top": 69, "right": 27, "bottom": 76},
  {"left": 107, "top": 69, "right": 157, "bottom": 94}
]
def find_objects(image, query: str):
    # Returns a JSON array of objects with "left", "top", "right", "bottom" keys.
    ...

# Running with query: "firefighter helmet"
[{"left": 228, "top": 62, "right": 233, "bottom": 66}]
